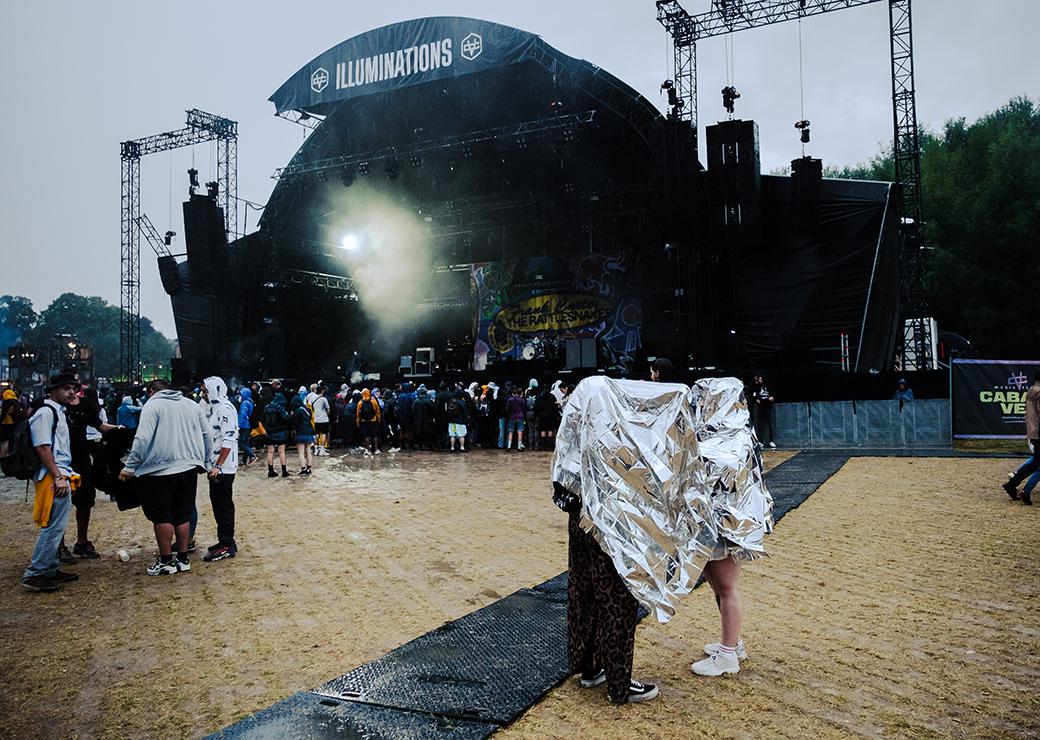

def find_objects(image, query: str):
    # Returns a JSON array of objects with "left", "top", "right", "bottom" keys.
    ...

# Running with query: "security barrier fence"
[{"left": 773, "top": 399, "right": 950, "bottom": 448}]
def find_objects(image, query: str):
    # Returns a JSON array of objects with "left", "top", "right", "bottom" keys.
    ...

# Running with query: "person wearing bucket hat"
[{"left": 21, "top": 372, "right": 81, "bottom": 592}]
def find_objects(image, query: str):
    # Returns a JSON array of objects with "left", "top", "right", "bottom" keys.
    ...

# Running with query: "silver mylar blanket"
[{"left": 551, "top": 376, "right": 773, "bottom": 623}]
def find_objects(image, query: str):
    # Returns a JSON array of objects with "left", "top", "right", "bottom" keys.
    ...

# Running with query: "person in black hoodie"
[
  {"left": 434, "top": 382, "right": 453, "bottom": 451},
  {"left": 63, "top": 385, "right": 119, "bottom": 560},
  {"left": 263, "top": 392, "right": 291, "bottom": 478},
  {"left": 413, "top": 386, "right": 436, "bottom": 451},
  {"left": 290, "top": 396, "right": 314, "bottom": 475}
]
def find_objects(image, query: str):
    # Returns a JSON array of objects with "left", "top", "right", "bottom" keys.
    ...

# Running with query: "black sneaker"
[
  {"left": 73, "top": 541, "right": 101, "bottom": 559},
  {"left": 579, "top": 668, "right": 606, "bottom": 688},
  {"left": 203, "top": 545, "right": 236, "bottom": 562},
  {"left": 621, "top": 680, "right": 659, "bottom": 703},
  {"left": 21, "top": 575, "right": 60, "bottom": 592},
  {"left": 58, "top": 544, "right": 77, "bottom": 565},
  {"left": 52, "top": 569, "right": 80, "bottom": 582},
  {"left": 299, "top": 468, "right": 309, "bottom": 476},
  {"left": 206, "top": 542, "right": 223, "bottom": 553},
  {"left": 1003, "top": 480, "right": 1019, "bottom": 500},
  {"left": 1023, "top": 489, "right": 1033, "bottom": 505},
  {"left": 186, "top": 540, "right": 198, "bottom": 553}
]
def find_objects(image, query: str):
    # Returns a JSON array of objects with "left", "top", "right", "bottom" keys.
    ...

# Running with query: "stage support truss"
[
  {"left": 119, "top": 109, "right": 237, "bottom": 383},
  {"left": 654, "top": 0, "right": 932, "bottom": 369}
]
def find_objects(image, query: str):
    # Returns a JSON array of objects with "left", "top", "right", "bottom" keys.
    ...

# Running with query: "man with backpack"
[
  {"left": 356, "top": 388, "right": 382, "bottom": 455},
  {"left": 19, "top": 372, "right": 82, "bottom": 592}
]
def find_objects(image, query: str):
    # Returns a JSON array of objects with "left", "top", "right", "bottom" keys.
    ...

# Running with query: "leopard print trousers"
[{"left": 567, "top": 509, "right": 639, "bottom": 703}]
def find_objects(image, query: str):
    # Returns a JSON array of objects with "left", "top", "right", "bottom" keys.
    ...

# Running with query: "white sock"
[{"left": 719, "top": 643, "right": 737, "bottom": 654}]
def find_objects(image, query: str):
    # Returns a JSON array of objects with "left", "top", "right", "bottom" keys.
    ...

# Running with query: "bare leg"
[
  {"left": 297, "top": 443, "right": 307, "bottom": 468},
  {"left": 706, "top": 556, "right": 743, "bottom": 646},
  {"left": 173, "top": 522, "right": 190, "bottom": 554},
  {"left": 266, "top": 445, "right": 274, "bottom": 466},
  {"left": 154, "top": 522, "right": 174, "bottom": 557},
  {"left": 278, "top": 445, "right": 287, "bottom": 467}
]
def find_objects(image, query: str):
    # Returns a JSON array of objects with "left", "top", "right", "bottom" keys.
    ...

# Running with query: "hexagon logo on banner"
[
  {"left": 311, "top": 68, "right": 329, "bottom": 93},
  {"left": 460, "top": 33, "right": 483, "bottom": 61}
]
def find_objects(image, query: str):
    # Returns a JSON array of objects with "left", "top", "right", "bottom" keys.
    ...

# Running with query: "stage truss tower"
[
  {"left": 655, "top": 0, "right": 934, "bottom": 370},
  {"left": 119, "top": 109, "right": 237, "bottom": 383}
]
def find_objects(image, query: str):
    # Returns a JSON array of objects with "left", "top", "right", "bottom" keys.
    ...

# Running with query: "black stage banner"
[
  {"left": 952, "top": 359, "right": 1040, "bottom": 439},
  {"left": 271, "top": 17, "right": 542, "bottom": 114}
]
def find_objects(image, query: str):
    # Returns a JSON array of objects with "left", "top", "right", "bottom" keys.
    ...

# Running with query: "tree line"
[
  {"left": 0, "top": 293, "right": 174, "bottom": 377},
  {"left": 826, "top": 95, "right": 1039, "bottom": 358}
]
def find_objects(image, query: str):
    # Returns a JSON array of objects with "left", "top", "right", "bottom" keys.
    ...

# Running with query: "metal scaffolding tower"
[
  {"left": 119, "top": 109, "right": 237, "bottom": 383},
  {"left": 654, "top": 0, "right": 933, "bottom": 369}
]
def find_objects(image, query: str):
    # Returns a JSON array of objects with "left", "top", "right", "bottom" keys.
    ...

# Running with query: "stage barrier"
[{"left": 775, "top": 399, "right": 950, "bottom": 449}]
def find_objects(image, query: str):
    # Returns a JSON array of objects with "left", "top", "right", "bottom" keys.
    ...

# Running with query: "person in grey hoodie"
[
  {"left": 200, "top": 377, "right": 240, "bottom": 562},
  {"left": 119, "top": 379, "right": 211, "bottom": 576}
]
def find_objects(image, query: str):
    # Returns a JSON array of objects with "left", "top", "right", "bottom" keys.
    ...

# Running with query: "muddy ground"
[{"left": 0, "top": 450, "right": 1036, "bottom": 738}]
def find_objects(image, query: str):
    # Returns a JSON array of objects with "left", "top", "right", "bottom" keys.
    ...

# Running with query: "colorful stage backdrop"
[{"left": 470, "top": 253, "right": 641, "bottom": 368}]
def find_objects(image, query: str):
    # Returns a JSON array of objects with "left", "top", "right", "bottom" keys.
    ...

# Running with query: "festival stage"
[{"left": 163, "top": 17, "right": 901, "bottom": 384}]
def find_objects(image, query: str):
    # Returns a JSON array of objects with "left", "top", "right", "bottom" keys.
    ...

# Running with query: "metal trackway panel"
[
  {"left": 312, "top": 588, "right": 569, "bottom": 726},
  {"left": 212, "top": 451, "right": 852, "bottom": 738}
]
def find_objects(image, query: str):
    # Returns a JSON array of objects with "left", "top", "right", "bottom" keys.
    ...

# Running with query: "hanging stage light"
[
  {"left": 721, "top": 86, "right": 740, "bottom": 114},
  {"left": 795, "top": 119, "right": 811, "bottom": 143}
]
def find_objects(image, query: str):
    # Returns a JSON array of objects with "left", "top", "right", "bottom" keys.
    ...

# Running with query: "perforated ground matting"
[{"left": 210, "top": 451, "right": 844, "bottom": 739}]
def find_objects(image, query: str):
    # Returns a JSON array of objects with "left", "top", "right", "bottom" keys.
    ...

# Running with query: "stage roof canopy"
[{"left": 270, "top": 17, "right": 613, "bottom": 115}]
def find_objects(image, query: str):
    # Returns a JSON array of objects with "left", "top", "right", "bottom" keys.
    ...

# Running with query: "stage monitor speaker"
[
  {"left": 157, "top": 255, "right": 182, "bottom": 295},
  {"left": 415, "top": 347, "right": 434, "bottom": 365},
  {"left": 413, "top": 361, "right": 431, "bottom": 376},
  {"left": 791, "top": 156, "right": 823, "bottom": 232},
  {"left": 399, "top": 355, "right": 413, "bottom": 375},
  {"left": 565, "top": 338, "right": 597, "bottom": 369}
]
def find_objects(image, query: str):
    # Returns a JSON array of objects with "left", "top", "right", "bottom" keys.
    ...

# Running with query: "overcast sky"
[{"left": 2, "top": 0, "right": 1035, "bottom": 337}]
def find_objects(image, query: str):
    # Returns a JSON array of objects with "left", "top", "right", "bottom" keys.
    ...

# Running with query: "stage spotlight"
[
  {"left": 164, "top": 230, "right": 175, "bottom": 246},
  {"left": 206, "top": 181, "right": 219, "bottom": 199},
  {"left": 795, "top": 119, "right": 811, "bottom": 143},
  {"left": 462, "top": 145, "right": 474, "bottom": 158},
  {"left": 409, "top": 154, "right": 422, "bottom": 167},
  {"left": 340, "top": 234, "right": 359, "bottom": 251},
  {"left": 358, "top": 161, "right": 370, "bottom": 176},
  {"left": 721, "top": 86, "right": 740, "bottom": 114},
  {"left": 187, "top": 168, "right": 199, "bottom": 188}
]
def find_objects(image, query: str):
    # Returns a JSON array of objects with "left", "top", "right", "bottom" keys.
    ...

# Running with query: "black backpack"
[
  {"left": 359, "top": 399, "right": 377, "bottom": 422},
  {"left": 447, "top": 400, "right": 464, "bottom": 421},
  {"left": 1, "top": 406, "right": 57, "bottom": 480}
]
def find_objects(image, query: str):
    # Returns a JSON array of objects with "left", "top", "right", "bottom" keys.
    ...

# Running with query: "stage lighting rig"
[
  {"left": 187, "top": 167, "right": 199, "bottom": 194},
  {"left": 385, "top": 158, "right": 400, "bottom": 180},
  {"left": 660, "top": 80, "right": 685, "bottom": 119},
  {"left": 341, "top": 167, "right": 355, "bottom": 187},
  {"left": 163, "top": 230, "right": 176, "bottom": 246},
  {"left": 721, "top": 86, "right": 740, "bottom": 114},
  {"left": 795, "top": 119, "right": 811, "bottom": 143},
  {"left": 206, "top": 181, "right": 219, "bottom": 199}
]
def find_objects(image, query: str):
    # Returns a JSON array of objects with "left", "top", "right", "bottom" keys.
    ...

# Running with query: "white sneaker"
[
  {"left": 692, "top": 650, "right": 740, "bottom": 676},
  {"left": 146, "top": 557, "right": 178, "bottom": 576},
  {"left": 703, "top": 639, "right": 747, "bottom": 660},
  {"left": 768, "top": 441, "right": 776, "bottom": 449},
  {"left": 374, "top": 449, "right": 381, "bottom": 455}
]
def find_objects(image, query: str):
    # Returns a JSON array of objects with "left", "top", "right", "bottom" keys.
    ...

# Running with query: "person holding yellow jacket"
[{"left": 21, "top": 372, "right": 81, "bottom": 593}]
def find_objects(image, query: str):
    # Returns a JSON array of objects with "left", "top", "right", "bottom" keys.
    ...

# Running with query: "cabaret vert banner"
[
  {"left": 471, "top": 253, "right": 642, "bottom": 367},
  {"left": 952, "top": 358, "right": 1040, "bottom": 438},
  {"left": 270, "top": 17, "right": 542, "bottom": 114}
]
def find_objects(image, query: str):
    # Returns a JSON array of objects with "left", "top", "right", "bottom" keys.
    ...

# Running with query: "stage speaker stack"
[
  {"left": 790, "top": 156, "right": 823, "bottom": 233},
  {"left": 399, "top": 355, "right": 413, "bottom": 375},
  {"left": 182, "top": 193, "right": 228, "bottom": 297},
  {"left": 414, "top": 347, "right": 434, "bottom": 376},
  {"left": 157, "top": 255, "right": 182, "bottom": 295},
  {"left": 705, "top": 119, "right": 762, "bottom": 244}
]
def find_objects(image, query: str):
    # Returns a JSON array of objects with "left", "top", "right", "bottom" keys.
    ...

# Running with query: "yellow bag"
[{"left": 251, "top": 422, "right": 266, "bottom": 439}]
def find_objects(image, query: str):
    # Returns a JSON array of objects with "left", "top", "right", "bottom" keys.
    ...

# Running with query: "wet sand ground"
[{"left": 0, "top": 450, "right": 1036, "bottom": 738}]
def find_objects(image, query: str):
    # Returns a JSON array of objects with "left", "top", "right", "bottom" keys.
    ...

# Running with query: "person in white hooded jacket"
[{"left": 200, "top": 376, "right": 239, "bottom": 562}]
